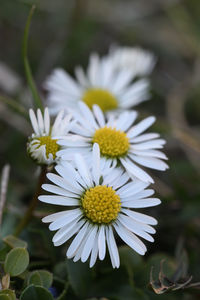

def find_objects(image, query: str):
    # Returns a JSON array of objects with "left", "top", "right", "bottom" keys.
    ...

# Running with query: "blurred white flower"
[
  {"left": 39, "top": 143, "right": 160, "bottom": 268},
  {"left": 109, "top": 46, "right": 156, "bottom": 77},
  {"left": 58, "top": 102, "right": 168, "bottom": 183},
  {"left": 44, "top": 48, "right": 151, "bottom": 115},
  {"left": 27, "top": 108, "right": 74, "bottom": 165},
  {"left": 0, "top": 62, "right": 21, "bottom": 94}
]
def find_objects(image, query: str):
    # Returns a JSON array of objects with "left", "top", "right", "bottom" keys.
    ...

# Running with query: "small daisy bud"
[{"left": 27, "top": 108, "right": 73, "bottom": 165}]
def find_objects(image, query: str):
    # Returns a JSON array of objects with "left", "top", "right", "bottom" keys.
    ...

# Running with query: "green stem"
[
  {"left": 14, "top": 166, "right": 46, "bottom": 236},
  {"left": 23, "top": 5, "right": 43, "bottom": 111},
  {"left": 0, "top": 95, "right": 29, "bottom": 120}
]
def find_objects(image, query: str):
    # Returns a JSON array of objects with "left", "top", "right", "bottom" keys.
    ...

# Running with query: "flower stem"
[{"left": 14, "top": 166, "right": 46, "bottom": 236}]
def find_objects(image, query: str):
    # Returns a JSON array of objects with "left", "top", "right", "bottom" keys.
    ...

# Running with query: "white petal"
[
  {"left": 106, "top": 226, "right": 120, "bottom": 268},
  {"left": 119, "top": 214, "right": 155, "bottom": 234},
  {"left": 73, "top": 224, "right": 93, "bottom": 262},
  {"left": 131, "top": 139, "right": 166, "bottom": 150},
  {"left": 74, "top": 153, "right": 93, "bottom": 187},
  {"left": 51, "top": 110, "right": 65, "bottom": 136},
  {"left": 70, "top": 110, "right": 95, "bottom": 134},
  {"left": 87, "top": 53, "right": 100, "bottom": 86},
  {"left": 55, "top": 164, "right": 84, "bottom": 193},
  {"left": 122, "top": 208, "right": 157, "bottom": 225},
  {"left": 122, "top": 198, "right": 161, "bottom": 208},
  {"left": 78, "top": 101, "right": 98, "bottom": 129},
  {"left": 45, "top": 68, "right": 81, "bottom": 96},
  {"left": 112, "top": 172, "right": 130, "bottom": 190},
  {"left": 47, "top": 172, "right": 81, "bottom": 194},
  {"left": 125, "top": 189, "right": 155, "bottom": 200},
  {"left": 99, "top": 57, "right": 115, "bottom": 88},
  {"left": 118, "top": 217, "right": 154, "bottom": 242},
  {"left": 53, "top": 219, "right": 84, "bottom": 246},
  {"left": 92, "top": 104, "right": 105, "bottom": 127},
  {"left": 57, "top": 136, "right": 90, "bottom": 147},
  {"left": 29, "top": 109, "right": 39, "bottom": 135},
  {"left": 120, "top": 157, "right": 154, "bottom": 183},
  {"left": 103, "top": 168, "right": 124, "bottom": 187},
  {"left": 89, "top": 233, "right": 99, "bottom": 268},
  {"left": 116, "top": 111, "right": 137, "bottom": 132},
  {"left": 44, "top": 108, "right": 50, "bottom": 135},
  {"left": 127, "top": 116, "right": 155, "bottom": 139},
  {"left": 98, "top": 225, "right": 106, "bottom": 260},
  {"left": 49, "top": 209, "right": 82, "bottom": 231},
  {"left": 117, "top": 180, "right": 149, "bottom": 198},
  {"left": 71, "top": 124, "right": 92, "bottom": 137},
  {"left": 92, "top": 143, "right": 100, "bottom": 185},
  {"left": 60, "top": 160, "right": 88, "bottom": 187},
  {"left": 37, "top": 109, "right": 45, "bottom": 135},
  {"left": 119, "top": 79, "right": 149, "bottom": 108},
  {"left": 42, "top": 184, "right": 77, "bottom": 197},
  {"left": 130, "top": 149, "right": 168, "bottom": 160},
  {"left": 67, "top": 222, "right": 90, "bottom": 258},
  {"left": 42, "top": 210, "right": 71, "bottom": 223},
  {"left": 111, "top": 69, "right": 134, "bottom": 93},
  {"left": 38, "top": 195, "right": 79, "bottom": 206},
  {"left": 130, "top": 155, "right": 168, "bottom": 171},
  {"left": 75, "top": 65, "right": 89, "bottom": 87},
  {"left": 114, "top": 222, "right": 146, "bottom": 255},
  {"left": 81, "top": 226, "right": 98, "bottom": 262},
  {"left": 132, "top": 133, "right": 160, "bottom": 143}
]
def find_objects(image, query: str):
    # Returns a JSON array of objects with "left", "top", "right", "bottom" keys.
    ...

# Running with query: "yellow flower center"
[
  {"left": 81, "top": 185, "right": 121, "bottom": 224},
  {"left": 82, "top": 88, "right": 118, "bottom": 112},
  {"left": 37, "top": 136, "right": 59, "bottom": 159},
  {"left": 93, "top": 127, "right": 129, "bottom": 158}
]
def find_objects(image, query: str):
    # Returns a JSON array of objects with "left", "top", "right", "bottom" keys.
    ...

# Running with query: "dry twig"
[{"left": 0, "top": 164, "right": 10, "bottom": 228}]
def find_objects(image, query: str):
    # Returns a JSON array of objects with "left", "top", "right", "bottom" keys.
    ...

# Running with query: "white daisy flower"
[
  {"left": 39, "top": 143, "right": 160, "bottom": 268},
  {"left": 109, "top": 46, "right": 156, "bottom": 77},
  {"left": 27, "top": 108, "right": 74, "bottom": 165},
  {"left": 44, "top": 49, "right": 151, "bottom": 115},
  {"left": 57, "top": 102, "right": 168, "bottom": 184}
]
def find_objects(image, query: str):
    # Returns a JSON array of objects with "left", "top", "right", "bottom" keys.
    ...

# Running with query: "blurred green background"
[{"left": 0, "top": 0, "right": 200, "bottom": 299}]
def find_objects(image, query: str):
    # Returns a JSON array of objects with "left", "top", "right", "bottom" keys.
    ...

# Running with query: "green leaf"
[
  {"left": 92, "top": 282, "right": 149, "bottom": 300},
  {"left": 0, "top": 245, "right": 9, "bottom": 262},
  {"left": 54, "top": 282, "right": 69, "bottom": 300},
  {"left": 53, "top": 262, "right": 68, "bottom": 280},
  {"left": 23, "top": 5, "right": 43, "bottom": 111},
  {"left": 0, "top": 289, "right": 16, "bottom": 300},
  {"left": 0, "top": 295, "right": 10, "bottom": 300},
  {"left": 3, "top": 235, "right": 27, "bottom": 249},
  {"left": 4, "top": 247, "right": 29, "bottom": 277},
  {"left": 66, "top": 259, "right": 93, "bottom": 298},
  {"left": 113, "top": 285, "right": 149, "bottom": 300},
  {"left": 28, "top": 270, "right": 53, "bottom": 288},
  {"left": 89, "top": 264, "right": 147, "bottom": 300},
  {"left": 119, "top": 245, "right": 142, "bottom": 267},
  {"left": 119, "top": 245, "right": 142, "bottom": 285},
  {"left": 20, "top": 285, "right": 53, "bottom": 300}
]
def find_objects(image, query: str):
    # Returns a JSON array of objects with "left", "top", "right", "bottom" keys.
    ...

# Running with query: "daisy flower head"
[
  {"left": 27, "top": 108, "right": 74, "bottom": 165},
  {"left": 39, "top": 143, "right": 160, "bottom": 268},
  {"left": 58, "top": 102, "right": 168, "bottom": 183},
  {"left": 109, "top": 46, "right": 156, "bottom": 77},
  {"left": 44, "top": 49, "right": 151, "bottom": 115}
]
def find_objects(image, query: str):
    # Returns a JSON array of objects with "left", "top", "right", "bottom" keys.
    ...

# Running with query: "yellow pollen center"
[
  {"left": 37, "top": 136, "right": 59, "bottom": 159},
  {"left": 81, "top": 185, "right": 121, "bottom": 224},
  {"left": 93, "top": 127, "right": 129, "bottom": 158},
  {"left": 82, "top": 88, "right": 118, "bottom": 112}
]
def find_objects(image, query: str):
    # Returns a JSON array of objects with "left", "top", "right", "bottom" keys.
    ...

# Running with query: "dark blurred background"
[{"left": 0, "top": 0, "right": 200, "bottom": 299}]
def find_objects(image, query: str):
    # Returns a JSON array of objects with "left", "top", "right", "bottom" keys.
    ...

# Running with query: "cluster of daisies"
[{"left": 27, "top": 46, "right": 168, "bottom": 268}]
